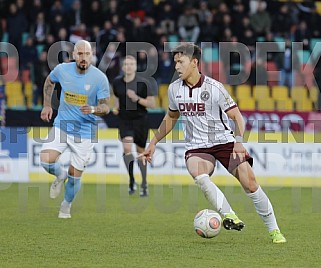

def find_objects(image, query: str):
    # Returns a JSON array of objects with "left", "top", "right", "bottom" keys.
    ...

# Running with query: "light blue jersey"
[{"left": 50, "top": 62, "right": 109, "bottom": 139}]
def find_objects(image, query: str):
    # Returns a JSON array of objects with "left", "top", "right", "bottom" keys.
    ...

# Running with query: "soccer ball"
[{"left": 193, "top": 209, "right": 222, "bottom": 238}]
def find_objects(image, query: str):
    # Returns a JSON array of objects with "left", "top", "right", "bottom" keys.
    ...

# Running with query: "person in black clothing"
[{"left": 112, "top": 55, "right": 157, "bottom": 197}]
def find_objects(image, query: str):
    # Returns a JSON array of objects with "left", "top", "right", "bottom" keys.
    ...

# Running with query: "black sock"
[
  {"left": 123, "top": 153, "right": 135, "bottom": 185},
  {"left": 138, "top": 159, "right": 147, "bottom": 189}
]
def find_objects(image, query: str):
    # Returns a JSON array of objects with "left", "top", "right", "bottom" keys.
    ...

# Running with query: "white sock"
[
  {"left": 61, "top": 199, "right": 71, "bottom": 207},
  {"left": 194, "top": 174, "right": 234, "bottom": 216},
  {"left": 57, "top": 169, "right": 67, "bottom": 181},
  {"left": 247, "top": 186, "right": 279, "bottom": 232}
]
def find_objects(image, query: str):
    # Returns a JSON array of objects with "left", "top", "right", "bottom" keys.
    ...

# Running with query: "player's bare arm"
[
  {"left": 111, "top": 96, "right": 119, "bottom": 115},
  {"left": 226, "top": 107, "right": 247, "bottom": 161},
  {"left": 40, "top": 75, "right": 55, "bottom": 122},
  {"left": 139, "top": 110, "right": 180, "bottom": 164},
  {"left": 126, "top": 89, "right": 156, "bottom": 108},
  {"left": 80, "top": 98, "right": 110, "bottom": 116}
]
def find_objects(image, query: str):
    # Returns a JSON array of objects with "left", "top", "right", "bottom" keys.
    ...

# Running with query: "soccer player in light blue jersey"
[{"left": 40, "top": 40, "right": 110, "bottom": 218}]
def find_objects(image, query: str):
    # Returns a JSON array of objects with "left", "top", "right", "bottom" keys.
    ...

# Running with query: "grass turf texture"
[{"left": 0, "top": 183, "right": 321, "bottom": 267}]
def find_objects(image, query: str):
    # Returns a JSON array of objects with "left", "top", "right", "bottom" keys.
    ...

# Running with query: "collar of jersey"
[{"left": 182, "top": 73, "right": 205, "bottom": 89}]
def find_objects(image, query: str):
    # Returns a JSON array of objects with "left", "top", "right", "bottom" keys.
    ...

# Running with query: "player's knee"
[
  {"left": 189, "top": 168, "right": 213, "bottom": 179},
  {"left": 189, "top": 169, "right": 201, "bottom": 179},
  {"left": 245, "top": 175, "right": 258, "bottom": 193},
  {"left": 68, "top": 165, "right": 83, "bottom": 177}
]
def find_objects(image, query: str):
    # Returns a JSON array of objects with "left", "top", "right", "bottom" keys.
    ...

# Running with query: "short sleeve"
[
  {"left": 168, "top": 84, "right": 178, "bottom": 111},
  {"left": 217, "top": 83, "right": 237, "bottom": 112},
  {"left": 97, "top": 75, "right": 110, "bottom": 99},
  {"left": 49, "top": 64, "right": 61, "bottom": 83}
]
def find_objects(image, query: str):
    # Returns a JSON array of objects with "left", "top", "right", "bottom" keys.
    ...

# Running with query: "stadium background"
[{"left": 1, "top": 0, "right": 321, "bottom": 187}]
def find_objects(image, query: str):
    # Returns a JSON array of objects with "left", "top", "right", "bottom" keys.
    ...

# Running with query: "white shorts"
[{"left": 41, "top": 127, "right": 94, "bottom": 171}]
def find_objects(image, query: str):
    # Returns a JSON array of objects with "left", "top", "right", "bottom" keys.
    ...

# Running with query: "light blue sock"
[
  {"left": 41, "top": 162, "right": 65, "bottom": 179},
  {"left": 64, "top": 175, "right": 81, "bottom": 203}
]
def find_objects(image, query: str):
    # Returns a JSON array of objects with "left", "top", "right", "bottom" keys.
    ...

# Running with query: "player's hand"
[
  {"left": 126, "top": 89, "right": 139, "bottom": 102},
  {"left": 40, "top": 106, "right": 53, "bottom": 122},
  {"left": 137, "top": 144, "right": 156, "bottom": 165},
  {"left": 232, "top": 142, "right": 248, "bottom": 162},
  {"left": 80, "top": 104, "right": 94, "bottom": 115}
]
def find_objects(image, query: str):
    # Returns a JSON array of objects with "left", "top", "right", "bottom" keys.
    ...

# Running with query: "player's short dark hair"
[{"left": 172, "top": 43, "right": 202, "bottom": 63}]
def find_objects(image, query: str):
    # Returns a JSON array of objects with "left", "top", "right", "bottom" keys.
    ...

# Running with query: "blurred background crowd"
[{"left": 1, "top": 0, "right": 321, "bottom": 115}]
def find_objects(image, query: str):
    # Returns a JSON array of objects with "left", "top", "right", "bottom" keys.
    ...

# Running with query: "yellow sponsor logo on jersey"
[{"left": 64, "top": 91, "right": 88, "bottom": 106}]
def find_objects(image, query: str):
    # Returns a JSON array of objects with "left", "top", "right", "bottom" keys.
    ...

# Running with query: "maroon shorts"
[{"left": 184, "top": 142, "right": 253, "bottom": 173}]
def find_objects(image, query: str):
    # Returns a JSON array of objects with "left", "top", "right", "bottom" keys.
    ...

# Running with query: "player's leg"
[
  {"left": 40, "top": 127, "right": 68, "bottom": 199},
  {"left": 136, "top": 145, "right": 148, "bottom": 197},
  {"left": 186, "top": 153, "right": 244, "bottom": 230},
  {"left": 119, "top": 119, "right": 136, "bottom": 194},
  {"left": 58, "top": 138, "right": 93, "bottom": 219},
  {"left": 134, "top": 116, "right": 149, "bottom": 197},
  {"left": 122, "top": 137, "right": 136, "bottom": 194},
  {"left": 232, "top": 162, "right": 286, "bottom": 243},
  {"left": 59, "top": 165, "right": 83, "bottom": 219}
]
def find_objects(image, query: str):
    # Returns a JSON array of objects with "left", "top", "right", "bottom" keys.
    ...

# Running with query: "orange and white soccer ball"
[{"left": 194, "top": 209, "right": 222, "bottom": 238}]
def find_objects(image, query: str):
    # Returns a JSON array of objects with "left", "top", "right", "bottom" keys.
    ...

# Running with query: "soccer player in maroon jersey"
[{"left": 140, "top": 43, "right": 286, "bottom": 243}]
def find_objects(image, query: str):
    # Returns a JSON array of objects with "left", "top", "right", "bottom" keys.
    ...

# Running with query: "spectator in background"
[
  {"left": 65, "top": 0, "right": 84, "bottom": 31},
  {"left": 104, "top": 0, "right": 119, "bottom": 22},
  {"left": 49, "top": 0, "right": 64, "bottom": 22},
  {"left": 276, "top": 39, "right": 300, "bottom": 88},
  {"left": 220, "top": 27, "right": 233, "bottom": 42},
  {"left": 7, "top": 3, "right": 28, "bottom": 52},
  {"left": 197, "top": 0, "right": 212, "bottom": 24},
  {"left": 177, "top": 6, "right": 200, "bottom": 43},
  {"left": 115, "top": 27, "right": 127, "bottom": 58},
  {"left": 19, "top": 37, "right": 38, "bottom": 72},
  {"left": 143, "top": 16, "right": 158, "bottom": 46},
  {"left": 28, "top": 0, "right": 44, "bottom": 25},
  {"left": 307, "top": 7, "right": 321, "bottom": 38},
  {"left": 294, "top": 20, "right": 311, "bottom": 51},
  {"left": 271, "top": 4, "right": 293, "bottom": 38},
  {"left": 220, "top": 13, "right": 233, "bottom": 38},
  {"left": 57, "top": 28, "right": 72, "bottom": 63},
  {"left": 235, "top": 16, "right": 253, "bottom": 43},
  {"left": 44, "top": 34, "right": 55, "bottom": 53},
  {"left": 99, "top": 43, "right": 121, "bottom": 84},
  {"left": 158, "top": 1, "right": 176, "bottom": 35},
  {"left": 241, "top": 28, "right": 256, "bottom": 55},
  {"left": 220, "top": 36, "right": 250, "bottom": 85},
  {"left": 157, "top": 51, "right": 174, "bottom": 85},
  {"left": 96, "top": 21, "right": 118, "bottom": 60},
  {"left": 250, "top": 1, "right": 271, "bottom": 37},
  {"left": 30, "top": 12, "right": 49, "bottom": 45},
  {"left": 263, "top": 32, "right": 281, "bottom": 63},
  {"left": 231, "top": 1, "right": 247, "bottom": 30},
  {"left": 249, "top": 57, "right": 268, "bottom": 86},
  {"left": 84, "top": 0, "right": 104, "bottom": 29},
  {"left": 69, "top": 23, "right": 90, "bottom": 43},
  {"left": 199, "top": 13, "right": 219, "bottom": 45},
  {"left": 214, "top": 2, "right": 230, "bottom": 26},
  {"left": 16, "top": 0, "right": 27, "bottom": 15},
  {"left": 33, "top": 51, "right": 50, "bottom": 106},
  {"left": 50, "top": 14, "right": 66, "bottom": 40},
  {"left": 127, "top": 17, "right": 145, "bottom": 42},
  {"left": 136, "top": 51, "right": 147, "bottom": 72}
]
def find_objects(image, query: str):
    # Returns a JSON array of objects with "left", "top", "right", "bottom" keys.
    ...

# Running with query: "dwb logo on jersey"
[{"left": 178, "top": 103, "right": 205, "bottom": 116}]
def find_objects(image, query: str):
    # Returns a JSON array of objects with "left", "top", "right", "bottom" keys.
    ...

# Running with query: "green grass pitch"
[{"left": 0, "top": 183, "right": 321, "bottom": 267}]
